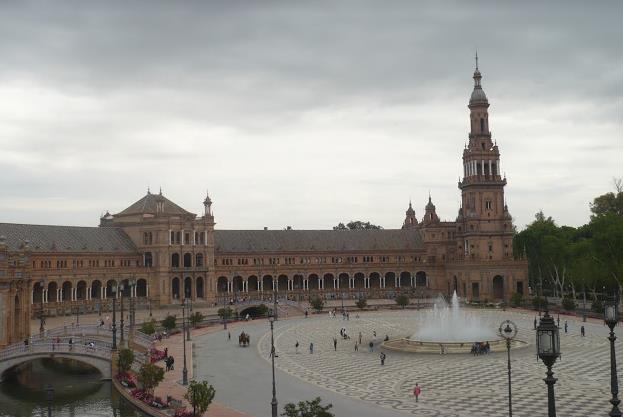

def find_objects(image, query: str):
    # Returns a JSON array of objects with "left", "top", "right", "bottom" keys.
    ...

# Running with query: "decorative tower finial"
[
  {"left": 159, "top": 186, "right": 162, "bottom": 195},
  {"left": 147, "top": 186, "right": 150, "bottom": 194},
  {"left": 475, "top": 50, "right": 479, "bottom": 71}
]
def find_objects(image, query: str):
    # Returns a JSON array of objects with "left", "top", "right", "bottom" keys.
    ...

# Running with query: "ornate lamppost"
[
  {"left": 45, "top": 384, "right": 54, "bottom": 417},
  {"left": 499, "top": 320, "right": 518, "bottom": 417},
  {"left": 111, "top": 283, "right": 117, "bottom": 350},
  {"left": 536, "top": 309, "right": 561, "bottom": 417},
  {"left": 119, "top": 282, "right": 125, "bottom": 347},
  {"left": 273, "top": 285, "right": 278, "bottom": 322},
  {"left": 185, "top": 298, "right": 192, "bottom": 341},
  {"left": 182, "top": 298, "right": 188, "bottom": 385},
  {"left": 39, "top": 279, "right": 47, "bottom": 334},
  {"left": 605, "top": 296, "right": 622, "bottom": 416},
  {"left": 269, "top": 316, "right": 278, "bottom": 417}
]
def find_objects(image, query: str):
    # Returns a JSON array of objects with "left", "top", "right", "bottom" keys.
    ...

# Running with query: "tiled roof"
[
  {"left": 116, "top": 192, "right": 194, "bottom": 217},
  {"left": 0, "top": 223, "right": 137, "bottom": 253},
  {"left": 214, "top": 229, "right": 424, "bottom": 253}
]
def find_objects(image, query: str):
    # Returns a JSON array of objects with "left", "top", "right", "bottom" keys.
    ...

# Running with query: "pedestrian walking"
[
  {"left": 581, "top": 325, "right": 585, "bottom": 337},
  {"left": 564, "top": 321, "right": 568, "bottom": 334},
  {"left": 228, "top": 331, "right": 231, "bottom": 341},
  {"left": 534, "top": 317, "right": 537, "bottom": 330},
  {"left": 413, "top": 383, "right": 422, "bottom": 403},
  {"left": 373, "top": 330, "right": 377, "bottom": 338},
  {"left": 369, "top": 341, "right": 374, "bottom": 352},
  {"left": 164, "top": 347, "right": 168, "bottom": 357},
  {"left": 358, "top": 332, "right": 362, "bottom": 344},
  {"left": 309, "top": 342, "right": 314, "bottom": 354},
  {"left": 380, "top": 352, "right": 386, "bottom": 366},
  {"left": 170, "top": 356, "right": 175, "bottom": 371},
  {"left": 333, "top": 337, "right": 338, "bottom": 351},
  {"left": 295, "top": 341, "right": 299, "bottom": 354},
  {"left": 354, "top": 342, "right": 358, "bottom": 352}
]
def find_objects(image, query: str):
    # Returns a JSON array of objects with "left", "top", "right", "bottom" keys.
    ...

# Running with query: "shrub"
[
  {"left": 185, "top": 380, "right": 216, "bottom": 416},
  {"left": 189, "top": 311, "right": 204, "bottom": 328},
  {"left": 532, "top": 296, "right": 548, "bottom": 310},
  {"left": 310, "top": 297, "right": 324, "bottom": 312},
  {"left": 161, "top": 315, "right": 177, "bottom": 332},
  {"left": 217, "top": 307, "right": 233, "bottom": 320},
  {"left": 118, "top": 348, "right": 135, "bottom": 373},
  {"left": 510, "top": 292, "right": 523, "bottom": 308},
  {"left": 282, "top": 397, "right": 334, "bottom": 417},
  {"left": 140, "top": 320, "right": 156, "bottom": 335},
  {"left": 562, "top": 297, "right": 577, "bottom": 311},
  {"left": 355, "top": 298, "right": 367, "bottom": 310},
  {"left": 591, "top": 298, "right": 604, "bottom": 313},
  {"left": 395, "top": 295, "right": 409, "bottom": 309}
]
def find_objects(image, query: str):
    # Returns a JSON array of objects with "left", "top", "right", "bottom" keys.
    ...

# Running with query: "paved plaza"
[{"left": 198, "top": 308, "right": 616, "bottom": 417}]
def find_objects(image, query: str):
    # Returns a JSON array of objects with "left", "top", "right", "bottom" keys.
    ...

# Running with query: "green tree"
[
  {"left": 117, "top": 348, "right": 135, "bottom": 373},
  {"left": 138, "top": 363, "right": 164, "bottom": 394},
  {"left": 217, "top": 307, "right": 233, "bottom": 320},
  {"left": 185, "top": 380, "right": 216, "bottom": 416},
  {"left": 590, "top": 178, "right": 623, "bottom": 218},
  {"left": 161, "top": 315, "right": 177, "bottom": 332},
  {"left": 590, "top": 213, "right": 623, "bottom": 292},
  {"left": 333, "top": 221, "right": 383, "bottom": 230},
  {"left": 355, "top": 298, "right": 367, "bottom": 310},
  {"left": 140, "top": 320, "right": 156, "bottom": 335},
  {"left": 282, "top": 397, "right": 334, "bottom": 417},
  {"left": 189, "top": 311, "right": 204, "bottom": 328},
  {"left": 310, "top": 297, "right": 324, "bottom": 312},
  {"left": 395, "top": 295, "right": 409, "bottom": 309}
]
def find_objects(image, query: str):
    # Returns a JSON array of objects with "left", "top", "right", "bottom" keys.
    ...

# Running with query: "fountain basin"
[{"left": 381, "top": 337, "right": 527, "bottom": 354}]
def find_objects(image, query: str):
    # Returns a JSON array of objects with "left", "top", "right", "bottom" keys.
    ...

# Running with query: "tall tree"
[
  {"left": 333, "top": 221, "right": 383, "bottom": 230},
  {"left": 590, "top": 178, "right": 623, "bottom": 218}
]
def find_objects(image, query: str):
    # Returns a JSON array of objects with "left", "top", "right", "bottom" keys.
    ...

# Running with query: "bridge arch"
[{"left": 0, "top": 351, "right": 111, "bottom": 383}]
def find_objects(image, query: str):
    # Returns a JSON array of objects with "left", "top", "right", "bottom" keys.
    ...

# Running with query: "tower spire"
[{"left": 475, "top": 50, "right": 479, "bottom": 71}]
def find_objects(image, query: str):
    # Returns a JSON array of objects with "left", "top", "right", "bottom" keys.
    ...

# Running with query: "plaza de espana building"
[{"left": 0, "top": 67, "right": 528, "bottom": 347}]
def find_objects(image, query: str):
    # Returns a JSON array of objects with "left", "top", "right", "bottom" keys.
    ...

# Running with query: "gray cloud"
[{"left": 0, "top": 0, "right": 621, "bottom": 230}]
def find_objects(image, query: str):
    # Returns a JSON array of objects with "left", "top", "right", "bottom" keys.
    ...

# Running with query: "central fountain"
[{"left": 382, "top": 291, "right": 526, "bottom": 354}]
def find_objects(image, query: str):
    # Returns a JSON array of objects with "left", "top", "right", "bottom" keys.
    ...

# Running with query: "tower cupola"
[{"left": 402, "top": 200, "right": 418, "bottom": 229}]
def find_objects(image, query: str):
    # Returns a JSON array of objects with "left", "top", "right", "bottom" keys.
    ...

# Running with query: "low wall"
[{"left": 382, "top": 337, "right": 528, "bottom": 354}]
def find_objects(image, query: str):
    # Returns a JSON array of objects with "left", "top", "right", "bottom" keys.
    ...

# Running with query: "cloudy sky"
[{"left": 0, "top": 1, "right": 621, "bottom": 230}]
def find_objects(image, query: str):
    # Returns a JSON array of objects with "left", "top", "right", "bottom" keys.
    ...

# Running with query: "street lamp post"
[
  {"left": 148, "top": 297, "right": 152, "bottom": 318},
  {"left": 186, "top": 299, "right": 191, "bottom": 341},
  {"left": 119, "top": 283, "right": 125, "bottom": 347},
  {"left": 341, "top": 291, "right": 345, "bottom": 314},
  {"left": 45, "top": 384, "right": 54, "bottom": 417},
  {"left": 111, "top": 285, "right": 117, "bottom": 351},
  {"left": 536, "top": 309, "right": 561, "bottom": 417},
  {"left": 39, "top": 279, "right": 47, "bottom": 334},
  {"left": 269, "top": 317, "right": 278, "bottom": 417},
  {"left": 499, "top": 320, "right": 518, "bottom": 417},
  {"left": 605, "top": 296, "right": 622, "bottom": 417},
  {"left": 182, "top": 298, "right": 188, "bottom": 385},
  {"left": 273, "top": 287, "right": 278, "bottom": 322}
]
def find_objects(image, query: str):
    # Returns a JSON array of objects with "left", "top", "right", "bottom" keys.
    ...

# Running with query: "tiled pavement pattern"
[{"left": 258, "top": 310, "right": 614, "bottom": 417}]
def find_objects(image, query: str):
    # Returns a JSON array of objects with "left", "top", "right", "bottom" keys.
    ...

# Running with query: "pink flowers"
[
  {"left": 149, "top": 347, "right": 167, "bottom": 363},
  {"left": 130, "top": 388, "right": 167, "bottom": 409},
  {"left": 173, "top": 409, "right": 194, "bottom": 417},
  {"left": 117, "top": 371, "right": 137, "bottom": 388}
]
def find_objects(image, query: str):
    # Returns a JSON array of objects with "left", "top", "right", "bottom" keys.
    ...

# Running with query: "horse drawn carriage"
[{"left": 239, "top": 332, "right": 250, "bottom": 347}]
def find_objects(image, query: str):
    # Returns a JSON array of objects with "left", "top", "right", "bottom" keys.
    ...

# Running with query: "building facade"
[{"left": 0, "top": 67, "right": 527, "bottom": 347}]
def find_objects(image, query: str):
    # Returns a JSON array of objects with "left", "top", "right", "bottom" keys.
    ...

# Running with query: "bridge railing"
[
  {"left": 0, "top": 341, "right": 111, "bottom": 362},
  {"left": 31, "top": 325, "right": 153, "bottom": 350}
]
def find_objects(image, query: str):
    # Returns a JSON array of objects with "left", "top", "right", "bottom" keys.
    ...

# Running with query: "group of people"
[{"left": 470, "top": 342, "right": 490, "bottom": 355}]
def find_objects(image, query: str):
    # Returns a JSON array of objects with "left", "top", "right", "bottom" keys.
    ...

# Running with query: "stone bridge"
[{"left": 0, "top": 341, "right": 112, "bottom": 382}]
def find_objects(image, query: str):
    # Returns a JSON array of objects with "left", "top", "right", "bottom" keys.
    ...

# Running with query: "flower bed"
[
  {"left": 173, "top": 408, "right": 194, "bottom": 417},
  {"left": 117, "top": 371, "right": 137, "bottom": 388},
  {"left": 130, "top": 388, "right": 167, "bottom": 409},
  {"left": 149, "top": 347, "right": 167, "bottom": 363}
]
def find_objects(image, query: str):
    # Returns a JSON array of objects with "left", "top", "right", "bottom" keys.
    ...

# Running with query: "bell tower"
[{"left": 457, "top": 56, "right": 514, "bottom": 261}]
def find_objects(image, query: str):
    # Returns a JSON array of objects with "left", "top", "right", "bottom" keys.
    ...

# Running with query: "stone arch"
[
  {"left": 91, "top": 280, "right": 102, "bottom": 299},
  {"left": 292, "top": 274, "right": 304, "bottom": 291},
  {"left": 233, "top": 276, "right": 244, "bottom": 292},
  {"left": 416, "top": 271, "right": 427, "bottom": 287},
  {"left": 196, "top": 277, "right": 204, "bottom": 299},
  {"left": 385, "top": 272, "right": 396, "bottom": 288},
  {"left": 120, "top": 279, "right": 130, "bottom": 297},
  {"left": 183, "top": 253, "right": 192, "bottom": 268},
  {"left": 184, "top": 277, "right": 192, "bottom": 299},
  {"left": 136, "top": 279, "right": 147, "bottom": 297},
  {"left": 62, "top": 281, "right": 72, "bottom": 301},
  {"left": 105, "top": 280, "right": 116, "bottom": 299},
  {"left": 217, "top": 276, "right": 229, "bottom": 293},
  {"left": 493, "top": 275, "right": 504, "bottom": 299},
  {"left": 453, "top": 275, "right": 458, "bottom": 294},
  {"left": 277, "top": 275, "right": 288, "bottom": 292},
  {"left": 248, "top": 275, "right": 259, "bottom": 292},
  {"left": 369, "top": 272, "right": 381, "bottom": 288},
  {"left": 172, "top": 277, "right": 180, "bottom": 299},
  {"left": 76, "top": 280, "right": 87, "bottom": 300},
  {"left": 262, "top": 275, "right": 274, "bottom": 292},
  {"left": 308, "top": 274, "right": 320, "bottom": 290},
  {"left": 400, "top": 271, "right": 412, "bottom": 287},
  {"left": 354, "top": 272, "right": 365, "bottom": 289},
  {"left": 195, "top": 253, "right": 204, "bottom": 267},
  {"left": 33, "top": 281, "right": 44, "bottom": 304},
  {"left": 171, "top": 253, "right": 180, "bottom": 268},
  {"left": 47, "top": 282, "right": 58, "bottom": 303},
  {"left": 338, "top": 273, "right": 349, "bottom": 289}
]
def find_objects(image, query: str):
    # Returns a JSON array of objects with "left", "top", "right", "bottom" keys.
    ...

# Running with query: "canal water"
[{"left": 0, "top": 358, "right": 147, "bottom": 417}]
